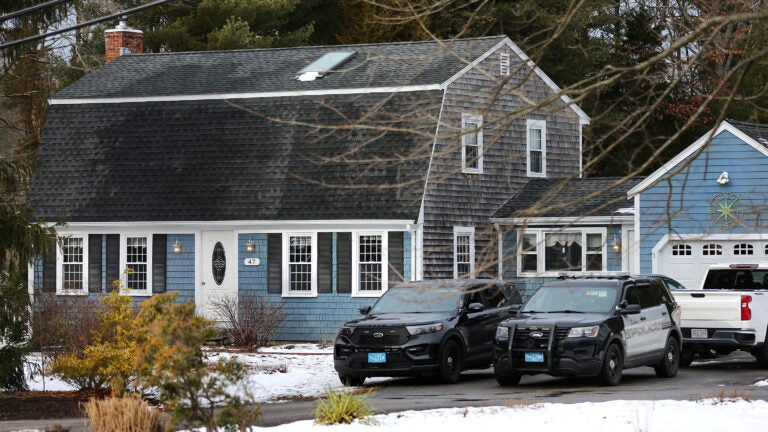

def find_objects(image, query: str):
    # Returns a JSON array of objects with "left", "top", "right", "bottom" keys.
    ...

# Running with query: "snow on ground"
[{"left": 25, "top": 344, "right": 768, "bottom": 431}]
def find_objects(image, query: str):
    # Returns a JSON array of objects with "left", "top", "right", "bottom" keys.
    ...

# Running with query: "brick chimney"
[{"left": 104, "top": 20, "right": 143, "bottom": 63}]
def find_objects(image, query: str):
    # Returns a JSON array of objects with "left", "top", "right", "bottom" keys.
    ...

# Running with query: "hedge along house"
[
  {"left": 628, "top": 120, "right": 768, "bottom": 290},
  {"left": 27, "top": 29, "right": 589, "bottom": 341},
  {"left": 490, "top": 177, "right": 643, "bottom": 296}
]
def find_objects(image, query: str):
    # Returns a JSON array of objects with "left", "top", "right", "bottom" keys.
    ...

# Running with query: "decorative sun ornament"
[{"left": 709, "top": 192, "right": 743, "bottom": 230}]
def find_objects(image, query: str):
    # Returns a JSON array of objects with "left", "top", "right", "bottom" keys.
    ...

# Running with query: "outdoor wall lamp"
[
  {"left": 717, "top": 171, "right": 729, "bottom": 185},
  {"left": 173, "top": 237, "right": 183, "bottom": 254},
  {"left": 245, "top": 238, "right": 256, "bottom": 253},
  {"left": 611, "top": 235, "right": 621, "bottom": 253}
]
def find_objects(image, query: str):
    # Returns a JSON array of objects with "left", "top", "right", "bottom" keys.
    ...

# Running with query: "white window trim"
[
  {"left": 352, "top": 231, "right": 389, "bottom": 298},
  {"left": 461, "top": 113, "right": 483, "bottom": 174},
  {"left": 453, "top": 226, "right": 475, "bottom": 279},
  {"left": 56, "top": 234, "right": 89, "bottom": 295},
  {"left": 499, "top": 52, "right": 510, "bottom": 76},
  {"left": 282, "top": 232, "right": 318, "bottom": 298},
  {"left": 120, "top": 234, "right": 153, "bottom": 296},
  {"left": 518, "top": 228, "right": 607, "bottom": 276},
  {"left": 526, "top": 119, "right": 547, "bottom": 177}
]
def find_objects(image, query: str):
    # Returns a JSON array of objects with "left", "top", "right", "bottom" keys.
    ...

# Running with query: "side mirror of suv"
[
  {"left": 467, "top": 302, "right": 484, "bottom": 313},
  {"left": 358, "top": 305, "right": 372, "bottom": 315},
  {"left": 621, "top": 303, "right": 642, "bottom": 315}
]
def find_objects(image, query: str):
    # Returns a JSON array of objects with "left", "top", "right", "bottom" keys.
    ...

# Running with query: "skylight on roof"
[{"left": 296, "top": 51, "right": 355, "bottom": 81}]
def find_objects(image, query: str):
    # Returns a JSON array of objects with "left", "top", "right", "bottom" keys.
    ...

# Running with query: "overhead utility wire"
[
  {"left": 0, "top": 0, "right": 74, "bottom": 23},
  {"left": 0, "top": 0, "right": 177, "bottom": 50}
]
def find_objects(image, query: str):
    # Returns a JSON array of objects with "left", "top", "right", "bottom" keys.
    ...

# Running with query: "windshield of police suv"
[
  {"left": 521, "top": 285, "right": 619, "bottom": 314},
  {"left": 369, "top": 285, "right": 463, "bottom": 314}
]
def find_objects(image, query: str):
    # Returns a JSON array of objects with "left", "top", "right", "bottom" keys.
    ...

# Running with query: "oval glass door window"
[{"left": 212, "top": 242, "right": 226, "bottom": 285}]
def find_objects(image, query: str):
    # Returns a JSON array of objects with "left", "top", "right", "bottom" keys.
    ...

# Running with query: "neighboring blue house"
[
  {"left": 491, "top": 177, "right": 643, "bottom": 296},
  {"left": 629, "top": 120, "right": 768, "bottom": 290},
  {"left": 27, "top": 30, "right": 589, "bottom": 341}
]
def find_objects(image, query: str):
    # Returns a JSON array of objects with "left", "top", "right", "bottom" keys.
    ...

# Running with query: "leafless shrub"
[
  {"left": 210, "top": 293, "right": 286, "bottom": 349},
  {"left": 30, "top": 293, "right": 102, "bottom": 354}
]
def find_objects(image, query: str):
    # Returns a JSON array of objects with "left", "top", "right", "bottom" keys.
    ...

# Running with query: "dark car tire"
[
  {"left": 338, "top": 373, "right": 366, "bottom": 387},
  {"left": 598, "top": 343, "right": 623, "bottom": 386},
  {"left": 654, "top": 336, "right": 680, "bottom": 378},
  {"left": 755, "top": 339, "right": 768, "bottom": 369},
  {"left": 494, "top": 370, "right": 521, "bottom": 386},
  {"left": 680, "top": 347, "right": 694, "bottom": 368},
  {"left": 438, "top": 340, "right": 463, "bottom": 384}
]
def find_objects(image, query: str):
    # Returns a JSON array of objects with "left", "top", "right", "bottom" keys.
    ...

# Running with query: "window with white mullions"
[
  {"left": 62, "top": 237, "right": 84, "bottom": 291},
  {"left": 521, "top": 232, "right": 538, "bottom": 273},
  {"left": 454, "top": 227, "right": 475, "bottom": 278},
  {"left": 358, "top": 234, "right": 383, "bottom": 292},
  {"left": 703, "top": 243, "right": 723, "bottom": 256},
  {"left": 126, "top": 236, "right": 148, "bottom": 291},
  {"left": 289, "top": 235, "right": 313, "bottom": 292},
  {"left": 526, "top": 119, "right": 546, "bottom": 177},
  {"left": 519, "top": 229, "right": 606, "bottom": 275},
  {"left": 461, "top": 114, "right": 483, "bottom": 173}
]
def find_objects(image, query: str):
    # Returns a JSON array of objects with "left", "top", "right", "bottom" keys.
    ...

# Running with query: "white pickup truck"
[{"left": 671, "top": 263, "right": 768, "bottom": 367}]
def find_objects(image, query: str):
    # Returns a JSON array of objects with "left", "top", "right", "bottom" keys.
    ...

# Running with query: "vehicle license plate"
[
  {"left": 691, "top": 328, "right": 708, "bottom": 339},
  {"left": 524, "top": 352, "right": 544, "bottom": 363},
  {"left": 368, "top": 352, "right": 386, "bottom": 363}
]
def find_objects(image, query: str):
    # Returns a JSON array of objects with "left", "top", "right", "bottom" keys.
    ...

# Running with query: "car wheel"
[
  {"left": 494, "top": 369, "right": 521, "bottom": 386},
  {"left": 654, "top": 336, "right": 680, "bottom": 378},
  {"left": 438, "top": 340, "right": 463, "bottom": 384},
  {"left": 755, "top": 339, "right": 768, "bottom": 369},
  {"left": 338, "top": 373, "right": 366, "bottom": 387},
  {"left": 680, "top": 347, "right": 694, "bottom": 368},
  {"left": 598, "top": 343, "right": 623, "bottom": 386}
]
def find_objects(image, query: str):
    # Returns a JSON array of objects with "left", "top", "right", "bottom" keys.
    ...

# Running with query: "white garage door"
[{"left": 656, "top": 239, "right": 766, "bottom": 290}]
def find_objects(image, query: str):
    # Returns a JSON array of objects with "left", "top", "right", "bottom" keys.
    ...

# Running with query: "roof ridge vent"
[{"left": 296, "top": 51, "right": 356, "bottom": 81}]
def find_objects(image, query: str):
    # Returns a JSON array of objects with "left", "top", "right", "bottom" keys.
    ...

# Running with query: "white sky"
[{"left": 27, "top": 344, "right": 768, "bottom": 431}]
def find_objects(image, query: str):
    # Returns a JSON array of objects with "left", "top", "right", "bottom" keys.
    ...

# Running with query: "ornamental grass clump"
[
  {"left": 314, "top": 387, "right": 377, "bottom": 425},
  {"left": 83, "top": 393, "right": 166, "bottom": 432}
]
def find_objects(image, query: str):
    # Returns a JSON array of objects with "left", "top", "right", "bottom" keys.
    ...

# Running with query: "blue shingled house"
[
  {"left": 27, "top": 31, "right": 590, "bottom": 341},
  {"left": 629, "top": 120, "right": 768, "bottom": 290}
]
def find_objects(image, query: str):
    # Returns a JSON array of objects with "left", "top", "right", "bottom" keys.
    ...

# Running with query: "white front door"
[{"left": 200, "top": 231, "right": 237, "bottom": 322}]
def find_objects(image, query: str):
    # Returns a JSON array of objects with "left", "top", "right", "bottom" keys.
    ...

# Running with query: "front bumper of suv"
[
  {"left": 334, "top": 328, "right": 444, "bottom": 378},
  {"left": 493, "top": 325, "right": 606, "bottom": 377}
]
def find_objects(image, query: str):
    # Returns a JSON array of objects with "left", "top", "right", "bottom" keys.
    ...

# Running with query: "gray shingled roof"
[
  {"left": 29, "top": 91, "right": 442, "bottom": 222},
  {"left": 727, "top": 119, "right": 768, "bottom": 149},
  {"left": 52, "top": 36, "right": 506, "bottom": 99},
  {"left": 492, "top": 177, "right": 645, "bottom": 220}
]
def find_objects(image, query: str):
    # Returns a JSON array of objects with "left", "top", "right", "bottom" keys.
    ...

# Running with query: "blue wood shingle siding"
[
  {"left": 637, "top": 130, "right": 768, "bottom": 273},
  {"left": 238, "top": 232, "right": 412, "bottom": 341}
]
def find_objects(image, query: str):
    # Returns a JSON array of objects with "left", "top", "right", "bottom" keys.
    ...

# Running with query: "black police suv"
[
  {"left": 334, "top": 279, "right": 523, "bottom": 386},
  {"left": 493, "top": 274, "right": 682, "bottom": 386}
]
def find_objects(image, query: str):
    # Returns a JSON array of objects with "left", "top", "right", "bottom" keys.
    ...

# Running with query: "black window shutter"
[
  {"left": 268, "top": 233, "right": 282, "bottom": 294},
  {"left": 106, "top": 234, "right": 120, "bottom": 292},
  {"left": 152, "top": 234, "right": 166, "bottom": 293},
  {"left": 318, "top": 233, "right": 332, "bottom": 294},
  {"left": 88, "top": 234, "right": 102, "bottom": 293},
  {"left": 337, "top": 233, "right": 352, "bottom": 293},
  {"left": 388, "top": 231, "right": 405, "bottom": 284},
  {"left": 42, "top": 238, "right": 57, "bottom": 293}
]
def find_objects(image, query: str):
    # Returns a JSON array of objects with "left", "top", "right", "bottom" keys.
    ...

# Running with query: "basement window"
[{"left": 297, "top": 51, "right": 355, "bottom": 81}]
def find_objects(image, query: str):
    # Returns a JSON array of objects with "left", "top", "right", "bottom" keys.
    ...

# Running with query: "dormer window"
[{"left": 296, "top": 51, "right": 355, "bottom": 81}]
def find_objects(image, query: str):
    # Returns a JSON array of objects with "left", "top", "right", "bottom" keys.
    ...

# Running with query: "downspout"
[{"left": 494, "top": 222, "right": 502, "bottom": 279}]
